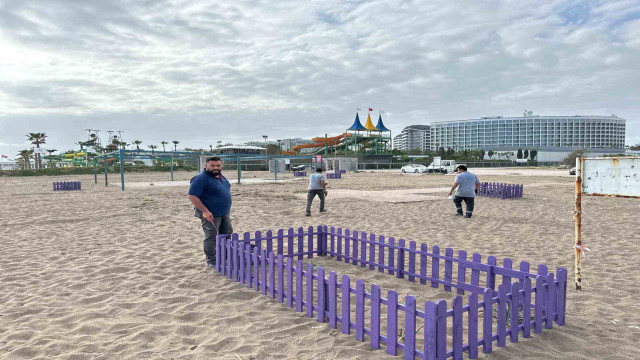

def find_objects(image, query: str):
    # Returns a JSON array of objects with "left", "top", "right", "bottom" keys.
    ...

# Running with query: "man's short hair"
[
  {"left": 456, "top": 165, "right": 467, "bottom": 171},
  {"left": 316, "top": 168, "right": 323, "bottom": 173},
  {"left": 207, "top": 156, "right": 222, "bottom": 163}
]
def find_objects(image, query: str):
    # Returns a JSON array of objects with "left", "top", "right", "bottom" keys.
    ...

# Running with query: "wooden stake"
[{"left": 574, "top": 157, "right": 583, "bottom": 290}]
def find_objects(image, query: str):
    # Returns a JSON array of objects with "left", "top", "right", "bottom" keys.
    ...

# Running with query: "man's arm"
[
  {"left": 188, "top": 195, "right": 213, "bottom": 222},
  {"left": 448, "top": 182, "right": 459, "bottom": 196}
]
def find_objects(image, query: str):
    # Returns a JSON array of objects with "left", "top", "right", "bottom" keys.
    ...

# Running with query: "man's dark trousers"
[
  {"left": 199, "top": 214, "right": 233, "bottom": 266},
  {"left": 306, "top": 189, "right": 325, "bottom": 214},
  {"left": 453, "top": 196, "right": 475, "bottom": 217}
]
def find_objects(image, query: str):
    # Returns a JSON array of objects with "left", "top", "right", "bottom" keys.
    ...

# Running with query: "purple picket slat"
[
  {"left": 232, "top": 234, "right": 239, "bottom": 281},
  {"left": 534, "top": 275, "right": 544, "bottom": 334},
  {"left": 371, "top": 284, "right": 381, "bottom": 349},
  {"left": 519, "top": 261, "right": 530, "bottom": 289},
  {"left": 546, "top": 272, "right": 555, "bottom": 329},
  {"left": 471, "top": 253, "right": 481, "bottom": 287},
  {"left": 355, "top": 279, "right": 365, "bottom": 341},
  {"left": 277, "top": 254, "right": 284, "bottom": 303},
  {"left": 378, "top": 235, "right": 385, "bottom": 273},
  {"left": 502, "top": 258, "right": 513, "bottom": 287},
  {"left": 482, "top": 288, "right": 493, "bottom": 354},
  {"left": 435, "top": 300, "right": 447, "bottom": 360},
  {"left": 457, "top": 250, "right": 467, "bottom": 295},
  {"left": 245, "top": 244, "right": 252, "bottom": 288},
  {"left": 286, "top": 257, "right": 293, "bottom": 307},
  {"left": 266, "top": 230, "right": 273, "bottom": 257},
  {"left": 368, "top": 233, "right": 376, "bottom": 270},
  {"left": 328, "top": 271, "right": 338, "bottom": 328},
  {"left": 308, "top": 225, "right": 314, "bottom": 259},
  {"left": 239, "top": 239, "right": 245, "bottom": 284},
  {"left": 420, "top": 243, "right": 428, "bottom": 285},
  {"left": 537, "top": 264, "right": 548, "bottom": 277},
  {"left": 408, "top": 241, "right": 416, "bottom": 283},
  {"left": 252, "top": 246, "right": 259, "bottom": 291},
  {"left": 317, "top": 267, "right": 326, "bottom": 323},
  {"left": 444, "top": 248, "right": 453, "bottom": 292},
  {"left": 277, "top": 229, "right": 284, "bottom": 255},
  {"left": 510, "top": 282, "right": 520, "bottom": 343},
  {"left": 497, "top": 284, "right": 507, "bottom": 347},
  {"left": 487, "top": 256, "right": 497, "bottom": 291},
  {"left": 288, "top": 228, "right": 294, "bottom": 258},
  {"left": 386, "top": 290, "right": 398, "bottom": 356},
  {"left": 337, "top": 227, "right": 343, "bottom": 261},
  {"left": 215, "top": 235, "right": 221, "bottom": 273},
  {"left": 360, "top": 231, "right": 367, "bottom": 268},
  {"left": 298, "top": 227, "right": 304, "bottom": 260},
  {"left": 424, "top": 301, "right": 437, "bottom": 360},
  {"left": 468, "top": 293, "right": 479, "bottom": 359},
  {"left": 261, "top": 249, "right": 267, "bottom": 295},
  {"left": 344, "top": 229, "right": 351, "bottom": 264},
  {"left": 254, "top": 231, "right": 262, "bottom": 256},
  {"left": 431, "top": 246, "right": 440, "bottom": 288},
  {"left": 330, "top": 226, "right": 335, "bottom": 257},
  {"left": 404, "top": 295, "right": 416, "bottom": 360},
  {"left": 341, "top": 275, "right": 351, "bottom": 334},
  {"left": 226, "top": 239, "right": 231, "bottom": 279},
  {"left": 388, "top": 237, "right": 396, "bottom": 275},
  {"left": 296, "top": 260, "right": 304, "bottom": 312},
  {"left": 306, "top": 263, "right": 314, "bottom": 318},
  {"left": 557, "top": 268, "right": 567, "bottom": 326},
  {"left": 452, "top": 296, "right": 463, "bottom": 360},
  {"left": 397, "top": 239, "right": 405, "bottom": 279},
  {"left": 352, "top": 230, "right": 359, "bottom": 266},
  {"left": 523, "top": 277, "right": 532, "bottom": 338},
  {"left": 268, "top": 252, "right": 275, "bottom": 299}
]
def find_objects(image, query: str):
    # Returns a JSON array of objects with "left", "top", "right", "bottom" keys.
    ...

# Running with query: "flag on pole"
[
  {"left": 1, "top": 154, "right": 7, "bottom": 158},
  {"left": 368, "top": 107, "right": 373, "bottom": 111}
]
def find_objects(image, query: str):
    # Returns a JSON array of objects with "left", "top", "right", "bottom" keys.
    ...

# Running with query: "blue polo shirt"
[{"left": 188, "top": 172, "right": 232, "bottom": 217}]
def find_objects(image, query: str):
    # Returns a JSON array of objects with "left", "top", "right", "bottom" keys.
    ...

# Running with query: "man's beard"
[{"left": 206, "top": 169, "right": 221, "bottom": 176}]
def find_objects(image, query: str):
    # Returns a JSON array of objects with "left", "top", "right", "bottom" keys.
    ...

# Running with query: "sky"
[{"left": 1, "top": 0, "right": 639, "bottom": 157}]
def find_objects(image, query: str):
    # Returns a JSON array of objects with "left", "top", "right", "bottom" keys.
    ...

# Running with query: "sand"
[{"left": 1, "top": 168, "right": 639, "bottom": 359}]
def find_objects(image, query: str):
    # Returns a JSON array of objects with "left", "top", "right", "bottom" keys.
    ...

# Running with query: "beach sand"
[{"left": 1, "top": 168, "right": 639, "bottom": 359}]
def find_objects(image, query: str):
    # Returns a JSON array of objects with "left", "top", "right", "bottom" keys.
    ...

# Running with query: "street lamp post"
[
  {"left": 277, "top": 139, "right": 282, "bottom": 154},
  {"left": 262, "top": 135, "right": 268, "bottom": 155}
]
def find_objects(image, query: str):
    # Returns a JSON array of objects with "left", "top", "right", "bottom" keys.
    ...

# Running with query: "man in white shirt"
[
  {"left": 306, "top": 168, "right": 327, "bottom": 216},
  {"left": 447, "top": 165, "right": 480, "bottom": 218}
]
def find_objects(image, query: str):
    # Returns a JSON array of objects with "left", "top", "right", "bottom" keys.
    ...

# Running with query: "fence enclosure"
[
  {"left": 216, "top": 226, "right": 567, "bottom": 360},
  {"left": 478, "top": 182, "right": 523, "bottom": 199}
]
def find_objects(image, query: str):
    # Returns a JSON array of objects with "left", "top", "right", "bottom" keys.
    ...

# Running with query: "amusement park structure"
[{"left": 283, "top": 110, "right": 392, "bottom": 156}]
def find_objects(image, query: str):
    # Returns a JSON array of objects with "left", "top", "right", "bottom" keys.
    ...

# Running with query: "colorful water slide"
[{"left": 289, "top": 133, "right": 352, "bottom": 153}]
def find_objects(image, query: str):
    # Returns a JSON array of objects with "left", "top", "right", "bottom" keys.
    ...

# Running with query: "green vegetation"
[{"left": 0, "top": 165, "right": 198, "bottom": 177}]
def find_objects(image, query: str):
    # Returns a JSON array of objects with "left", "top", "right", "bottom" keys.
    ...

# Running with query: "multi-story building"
[
  {"left": 282, "top": 138, "right": 315, "bottom": 151},
  {"left": 430, "top": 115, "right": 626, "bottom": 161},
  {"left": 393, "top": 125, "right": 431, "bottom": 152}
]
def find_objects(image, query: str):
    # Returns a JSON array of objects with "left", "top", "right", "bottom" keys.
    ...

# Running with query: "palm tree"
[
  {"left": 209, "top": 144, "right": 213, "bottom": 152},
  {"left": 27, "top": 132, "right": 46, "bottom": 169},
  {"left": 160, "top": 141, "right": 168, "bottom": 152},
  {"left": 17, "top": 149, "right": 34, "bottom": 169},
  {"left": 133, "top": 140, "right": 142, "bottom": 150},
  {"left": 148, "top": 144, "right": 158, "bottom": 155},
  {"left": 120, "top": 142, "right": 129, "bottom": 150},
  {"left": 172, "top": 140, "right": 179, "bottom": 151}
]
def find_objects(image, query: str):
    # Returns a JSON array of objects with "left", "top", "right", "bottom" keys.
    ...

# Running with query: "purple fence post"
[
  {"left": 435, "top": 300, "right": 447, "bottom": 360},
  {"left": 482, "top": 288, "right": 493, "bottom": 354},
  {"left": 371, "top": 284, "right": 381, "bottom": 349},
  {"left": 431, "top": 245, "right": 440, "bottom": 288},
  {"left": 239, "top": 239, "right": 245, "bottom": 284},
  {"left": 546, "top": 272, "right": 555, "bottom": 329},
  {"left": 344, "top": 229, "right": 351, "bottom": 264},
  {"left": 523, "top": 277, "right": 532, "bottom": 338},
  {"left": 487, "top": 256, "right": 497, "bottom": 291},
  {"left": 328, "top": 271, "right": 338, "bottom": 329},
  {"left": 420, "top": 243, "right": 428, "bottom": 285},
  {"left": 341, "top": 275, "right": 351, "bottom": 334},
  {"left": 215, "top": 235, "right": 222, "bottom": 273},
  {"left": 297, "top": 227, "right": 304, "bottom": 260},
  {"left": 425, "top": 301, "right": 437, "bottom": 360},
  {"left": 277, "top": 229, "right": 284, "bottom": 255},
  {"left": 287, "top": 228, "right": 294, "bottom": 258},
  {"left": 378, "top": 235, "right": 386, "bottom": 273},
  {"left": 277, "top": 254, "right": 284, "bottom": 303},
  {"left": 360, "top": 231, "right": 367, "bottom": 268},
  {"left": 330, "top": 226, "right": 335, "bottom": 257},
  {"left": 246, "top": 244, "right": 252, "bottom": 288},
  {"left": 306, "top": 263, "right": 314, "bottom": 318},
  {"left": 337, "top": 227, "right": 343, "bottom": 261},
  {"left": 260, "top": 249, "right": 267, "bottom": 295},
  {"left": 502, "top": 258, "right": 512, "bottom": 288},
  {"left": 226, "top": 238, "right": 231, "bottom": 279},
  {"left": 268, "top": 252, "right": 275, "bottom": 299},
  {"left": 557, "top": 268, "right": 568, "bottom": 326},
  {"left": 266, "top": 230, "right": 273, "bottom": 257},
  {"left": 254, "top": 230, "right": 262, "bottom": 255},
  {"left": 308, "top": 225, "right": 314, "bottom": 258},
  {"left": 468, "top": 293, "right": 479, "bottom": 359},
  {"left": 510, "top": 282, "right": 520, "bottom": 343},
  {"left": 295, "top": 260, "right": 304, "bottom": 312},
  {"left": 232, "top": 233, "right": 240, "bottom": 281},
  {"left": 397, "top": 239, "right": 405, "bottom": 279},
  {"left": 286, "top": 257, "right": 293, "bottom": 307},
  {"left": 368, "top": 233, "right": 376, "bottom": 270},
  {"left": 408, "top": 241, "right": 416, "bottom": 283},
  {"left": 452, "top": 296, "right": 463, "bottom": 360},
  {"left": 388, "top": 237, "right": 396, "bottom": 275},
  {"left": 534, "top": 275, "right": 544, "bottom": 333},
  {"left": 386, "top": 290, "right": 398, "bottom": 356},
  {"left": 471, "top": 253, "right": 481, "bottom": 288},
  {"left": 317, "top": 267, "right": 326, "bottom": 323},
  {"left": 355, "top": 279, "right": 365, "bottom": 341},
  {"left": 352, "top": 230, "right": 359, "bottom": 266},
  {"left": 444, "top": 248, "right": 453, "bottom": 292},
  {"left": 497, "top": 284, "right": 507, "bottom": 347},
  {"left": 404, "top": 295, "right": 417, "bottom": 360},
  {"left": 252, "top": 246, "right": 259, "bottom": 291},
  {"left": 457, "top": 250, "right": 467, "bottom": 295},
  {"left": 519, "top": 261, "right": 530, "bottom": 289}
]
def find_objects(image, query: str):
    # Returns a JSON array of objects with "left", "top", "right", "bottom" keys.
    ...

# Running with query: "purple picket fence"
[
  {"left": 294, "top": 171, "right": 307, "bottom": 177},
  {"left": 216, "top": 226, "right": 567, "bottom": 359},
  {"left": 53, "top": 181, "right": 82, "bottom": 191},
  {"left": 326, "top": 172, "right": 342, "bottom": 179},
  {"left": 478, "top": 182, "right": 522, "bottom": 199}
]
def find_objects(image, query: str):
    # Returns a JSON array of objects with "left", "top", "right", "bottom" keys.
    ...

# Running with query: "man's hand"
[{"left": 202, "top": 210, "right": 214, "bottom": 223}]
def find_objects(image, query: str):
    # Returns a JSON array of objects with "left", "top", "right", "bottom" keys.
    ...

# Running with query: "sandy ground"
[{"left": 1, "top": 168, "right": 639, "bottom": 359}]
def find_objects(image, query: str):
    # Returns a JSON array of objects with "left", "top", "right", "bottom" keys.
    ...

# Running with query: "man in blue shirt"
[
  {"left": 447, "top": 165, "right": 480, "bottom": 218},
  {"left": 188, "top": 157, "right": 233, "bottom": 268},
  {"left": 306, "top": 168, "right": 327, "bottom": 216}
]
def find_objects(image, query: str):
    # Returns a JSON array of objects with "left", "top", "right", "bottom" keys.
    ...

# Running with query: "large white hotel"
[{"left": 394, "top": 114, "right": 626, "bottom": 161}]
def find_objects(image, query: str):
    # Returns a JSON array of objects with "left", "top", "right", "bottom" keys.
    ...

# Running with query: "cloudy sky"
[{"left": 1, "top": 0, "right": 639, "bottom": 156}]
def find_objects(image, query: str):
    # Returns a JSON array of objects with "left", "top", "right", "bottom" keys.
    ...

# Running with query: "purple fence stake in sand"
[
  {"left": 478, "top": 182, "right": 522, "bottom": 199},
  {"left": 53, "top": 181, "right": 82, "bottom": 191},
  {"left": 214, "top": 226, "right": 568, "bottom": 359},
  {"left": 294, "top": 171, "right": 306, "bottom": 177}
]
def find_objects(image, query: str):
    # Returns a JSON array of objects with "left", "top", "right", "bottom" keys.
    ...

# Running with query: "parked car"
[
  {"left": 401, "top": 164, "right": 428, "bottom": 173},
  {"left": 569, "top": 167, "right": 576, "bottom": 175}
]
